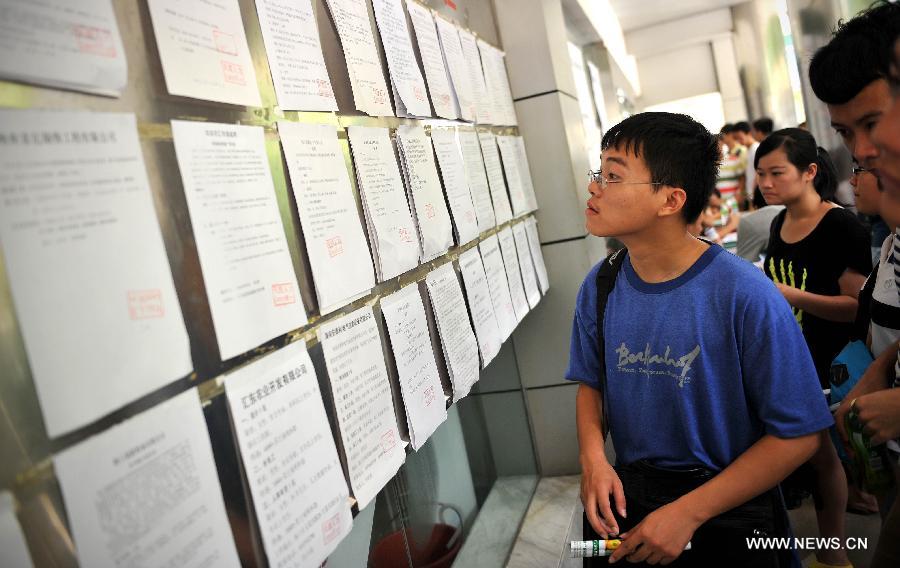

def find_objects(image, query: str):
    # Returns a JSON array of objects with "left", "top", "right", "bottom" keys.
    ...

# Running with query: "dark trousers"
[{"left": 582, "top": 461, "right": 794, "bottom": 568}]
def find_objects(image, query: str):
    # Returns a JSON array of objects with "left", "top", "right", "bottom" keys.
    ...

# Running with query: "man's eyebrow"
[{"left": 604, "top": 156, "right": 628, "bottom": 168}]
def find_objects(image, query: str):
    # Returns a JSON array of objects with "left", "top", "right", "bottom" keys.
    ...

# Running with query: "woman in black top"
[{"left": 756, "top": 127, "right": 871, "bottom": 568}]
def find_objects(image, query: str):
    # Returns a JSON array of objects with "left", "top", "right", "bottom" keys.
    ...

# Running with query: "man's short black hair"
[
  {"left": 752, "top": 117, "right": 774, "bottom": 136},
  {"left": 601, "top": 112, "right": 720, "bottom": 223},
  {"left": 720, "top": 123, "right": 735, "bottom": 134},
  {"left": 734, "top": 121, "right": 751, "bottom": 133},
  {"left": 809, "top": 1, "right": 900, "bottom": 104}
]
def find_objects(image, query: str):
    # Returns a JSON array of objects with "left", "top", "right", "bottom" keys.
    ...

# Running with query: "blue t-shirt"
[{"left": 565, "top": 245, "right": 833, "bottom": 471}]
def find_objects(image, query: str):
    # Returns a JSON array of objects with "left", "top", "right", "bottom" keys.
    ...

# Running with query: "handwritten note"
[
  {"left": 458, "top": 248, "right": 503, "bottom": 367},
  {"left": 405, "top": 1, "right": 457, "bottom": 119}
]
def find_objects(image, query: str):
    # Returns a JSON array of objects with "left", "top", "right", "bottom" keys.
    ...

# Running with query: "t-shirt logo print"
[
  {"left": 614, "top": 343, "right": 702, "bottom": 387},
  {"left": 767, "top": 257, "right": 808, "bottom": 325}
]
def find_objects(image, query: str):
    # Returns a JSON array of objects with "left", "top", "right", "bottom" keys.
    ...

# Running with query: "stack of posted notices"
[
  {"left": 348, "top": 126, "right": 421, "bottom": 282},
  {"left": 425, "top": 263, "right": 481, "bottom": 401},
  {"left": 395, "top": 125, "right": 454, "bottom": 262}
]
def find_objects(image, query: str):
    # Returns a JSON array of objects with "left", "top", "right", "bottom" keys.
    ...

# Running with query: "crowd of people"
[{"left": 572, "top": 1, "right": 900, "bottom": 566}]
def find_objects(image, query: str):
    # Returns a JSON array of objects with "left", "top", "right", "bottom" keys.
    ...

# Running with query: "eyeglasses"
[
  {"left": 852, "top": 165, "right": 869, "bottom": 176},
  {"left": 588, "top": 170, "right": 663, "bottom": 190}
]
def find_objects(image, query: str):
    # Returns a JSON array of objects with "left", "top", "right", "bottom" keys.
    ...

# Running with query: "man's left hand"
[{"left": 608, "top": 501, "right": 700, "bottom": 565}]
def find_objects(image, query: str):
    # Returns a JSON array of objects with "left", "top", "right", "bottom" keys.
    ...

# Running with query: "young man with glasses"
[{"left": 567, "top": 112, "right": 832, "bottom": 566}]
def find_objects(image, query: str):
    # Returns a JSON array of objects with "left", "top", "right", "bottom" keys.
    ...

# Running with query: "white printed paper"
[
  {"left": 396, "top": 125, "right": 453, "bottom": 261},
  {"left": 458, "top": 129, "right": 496, "bottom": 231},
  {"left": 431, "top": 128, "right": 479, "bottom": 245},
  {"left": 405, "top": 1, "right": 457, "bottom": 120},
  {"left": 254, "top": 0, "right": 338, "bottom": 111},
  {"left": 317, "top": 307, "right": 406, "bottom": 509},
  {"left": 277, "top": 121, "right": 375, "bottom": 314},
  {"left": 498, "top": 227, "right": 529, "bottom": 323},
  {"left": 478, "top": 41, "right": 517, "bottom": 126},
  {"left": 225, "top": 341, "right": 351, "bottom": 568},
  {"left": 0, "top": 0, "right": 127, "bottom": 96},
  {"left": 172, "top": 120, "right": 307, "bottom": 360},
  {"left": 148, "top": 0, "right": 261, "bottom": 106},
  {"left": 525, "top": 217, "right": 550, "bottom": 294},
  {"left": 0, "top": 492, "right": 32, "bottom": 568},
  {"left": 458, "top": 29, "right": 490, "bottom": 124},
  {"left": 425, "top": 263, "right": 480, "bottom": 401},
  {"left": 381, "top": 285, "right": 447, "bottom": 450},
  {"left": 372, "top": 0, "right": 431, "bottom": 117},
  {"left": 497, "top": 135, "right": 529, "bottom": 217},
  {"left": 54, "top": 389, "right": 240, "bottom": 568},
  {"left": 513, "top": 222, "right": 541, "bottom": 308},
  {"left": 515, "top": 136, "right": 539, "bottom": 212},
  {"left": 0, "top": 110, "right": 192, "bottom": 437},
  {"left": 434, "top": 16, "right": 474, "bottom": 122},
  {"left": 458, "top": 249, "right": 502, "bottom": 367},
  {"left": 478, "top": 132, "right": 513, "bottom": 224},
  {"left": 347, "top": 126, "right": 420, "bottom": 281},
  {"left": 479, "top": 235, "right": 517, "bottom": 341},
  {"left": 325, "top": 0, "right": 393, "bottom": 116}
]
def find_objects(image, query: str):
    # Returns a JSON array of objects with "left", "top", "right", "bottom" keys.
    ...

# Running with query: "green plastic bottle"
[{"left": 845, "top": 407, "right": 895, "bottom": 494}]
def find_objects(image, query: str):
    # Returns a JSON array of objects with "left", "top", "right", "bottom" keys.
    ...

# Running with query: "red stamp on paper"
[
  {"left": 128, "top": 290, "right": 164, "bottom": 320},
  {"left": 213, "top": 29, "right": 238, "bottom": 55},
  {"left": 465, "top": 211, "right": 475, "bottom": 223},
  {"left": 425, "top": 203, "right": 436, "bottom": 219},
  {"left": 271, "top": 283, "right": 296, "bottom": 307},
  {"left": 221, "top": 60, "right": 246, "bottom": 85},
  {"left": 322, "top": 512, "right": 342, "bottom": 544},
  {"left": 399, "top": 227, "right": 413, "bottom": 243},
  {"left": 439, "top": 94, "right": 450, "bottom": 105},
  {"left": 316, "top": 78, "right": 331, "bottom": 97},
  {"left": 414, "top": 85, "right": 426, "bottom": 102},
  {"left": 326, "top": 236, "right": 344, "bottom": 257},
  {"left": 444, "top": 0, "right": 457, "bottom": 10},
  {"left": 424, "top": 386, "right": 435, "bottom": 407},
  {"left": 381, "top": 430, "right": 396, "bottom": 452},
  {"left": 73, "top": 26, "right": 116, "bottom": 57},
  {"left": 372, "top": 87, "right": 386, "bottom": 105}
]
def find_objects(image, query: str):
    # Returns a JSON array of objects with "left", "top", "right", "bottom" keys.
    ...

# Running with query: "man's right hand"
[
  {"left": 580, "top": 452, "right": 626, "bottom": 537},
  {"left": 835, "top": 344, "right": 896, "bottom": 449}
]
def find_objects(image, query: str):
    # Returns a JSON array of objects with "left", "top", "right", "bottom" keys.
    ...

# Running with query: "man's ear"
[{"left": 658, "top": 186, "right": 687, "bottom": 219}]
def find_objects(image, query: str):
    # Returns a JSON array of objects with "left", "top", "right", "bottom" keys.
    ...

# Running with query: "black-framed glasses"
[{"left": 588, "top": 170, "right": 663, "bottom": 190}]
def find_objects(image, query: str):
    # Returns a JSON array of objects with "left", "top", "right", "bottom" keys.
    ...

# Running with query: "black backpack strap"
[{"left": 595, "top": 248, "right": 628, "bottom": 438}]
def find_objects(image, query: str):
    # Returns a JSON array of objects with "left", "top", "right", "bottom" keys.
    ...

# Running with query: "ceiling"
[{"left": 608, "top": 0, "right": 749, "bottom": 32}]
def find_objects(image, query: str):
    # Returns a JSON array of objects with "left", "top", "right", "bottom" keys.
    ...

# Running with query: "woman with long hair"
[{"left": 757, "top": 127, "right": 872, "bottom": 568}]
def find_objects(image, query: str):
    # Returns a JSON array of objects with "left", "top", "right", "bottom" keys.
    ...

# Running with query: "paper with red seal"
[
  {"left": 54, "top": 389, "right": 240, "bottom": 568},
  {"left": 405, "top": 1, "right": 457, "bottom": 120},
  {"left": 347, "top": 126, "right": 420, "bottom": 281},
  {"left": 424, "top": 263, "right": 480, "bottom": 401},
  {"left": 225, "top": 340, "right": 351, "bottom": 568},
  {"left": 458, "top": 128, "right": 496, "bottom": 231},
  {"left": 431, "top": 127, "right": 479, "bottom": 246},
  {"left": 171, "top": 120, "right": 307, "bottom": 360},
  {"left": 381, "top": 284, "right": 447, "bottom": 450},
  {"left": 0, "top": 0, "right": 127, "bottom": 96},
  {"left": 324, "top": 0, "right": 394, "bottom": 117},
  {"left": 479, "top": 234, "right": 517, "bottom": 341},
  {"left": 458, "top": 248, "right": 502, "bottom": 368},
  {"left": 372, "top": 0, "right": 431, "bottom": 118},
  {"left": 254, "top": 0, "right": 338, "bottom": 111},
  {"left": 478, "top": 132, "right": 514, "bottom": 224},
  {"left": 395, "top": 125, "right": 453, "bottom": 262},
  {"left": 434, "top": 16, "right": 474, "bottom": 122},
  {"left": 513, "top": 222, "right": 542, "bottom": 308},
  {"left": 0, "top": 109, "right": 192, "bottom": 437},
  {"left": 147, "top": 0, "right": 261, "bottom": 107},
  {"left": 277, "top": 121, "right": 375, "bottom": 314},
  {"left": 317, "top": 306, "right": 405, "bottom": 510},
  {"left": 497, "top": 226, "right": 530, "bottom": 323}
]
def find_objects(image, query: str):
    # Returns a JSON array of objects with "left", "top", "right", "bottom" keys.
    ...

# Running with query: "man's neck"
[{"left": 620, "top": 230, "right": 710, "bottom": 284}]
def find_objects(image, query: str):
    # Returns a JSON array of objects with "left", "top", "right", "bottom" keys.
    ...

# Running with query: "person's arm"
[
  {"left": 577, "top": 383, "right": 626, "bottom": 538},
  {"left": 719, "top": 211, "right": 741, "bottom": 237},
  {"left": 834, "top": 341, "right": 898, "bottom": 445},
  {"left": 776, "top": 268, "right": 866, "bottom": 322},
  {"left": 608, "top": 433, "right": 820, "bottom": 564}
]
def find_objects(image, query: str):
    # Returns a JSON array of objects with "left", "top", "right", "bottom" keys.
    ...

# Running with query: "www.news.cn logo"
[{"left": 746, "top": 537, "right": 868, "bottom": 551}]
